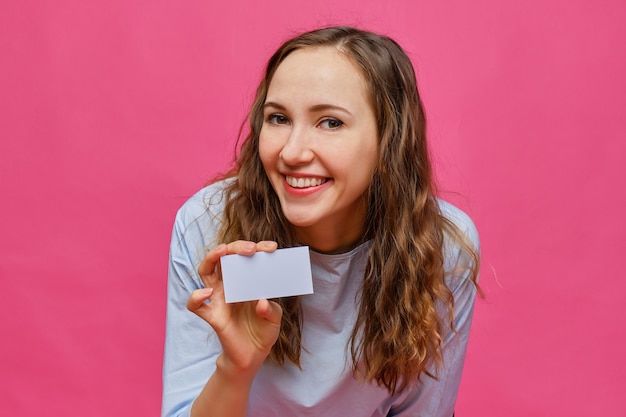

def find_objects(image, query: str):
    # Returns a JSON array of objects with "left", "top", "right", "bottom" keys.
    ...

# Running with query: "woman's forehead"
[{"left": 266, "top": 47, "right": 370, "bottom": 109}]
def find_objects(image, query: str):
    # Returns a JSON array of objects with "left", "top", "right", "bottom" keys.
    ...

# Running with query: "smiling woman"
[
  {"left": 259, "top": 46, "right": 379, "bottom": 252},
  {"left": 162, "top": 26, "right": 480, "bottom": 417}
]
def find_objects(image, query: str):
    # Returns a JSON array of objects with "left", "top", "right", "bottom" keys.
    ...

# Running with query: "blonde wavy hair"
[{"left": 212, "top": 26, "right": 480, "bottom": 394}]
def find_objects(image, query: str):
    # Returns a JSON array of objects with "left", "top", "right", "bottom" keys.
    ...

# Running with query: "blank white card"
[{"left": 220, "top": 246, "right": 313, "bottom": 303}]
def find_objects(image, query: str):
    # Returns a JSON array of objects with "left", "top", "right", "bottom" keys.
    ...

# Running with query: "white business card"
[{"left": 220, "top": 246, "right": 313, "bottom": 303}]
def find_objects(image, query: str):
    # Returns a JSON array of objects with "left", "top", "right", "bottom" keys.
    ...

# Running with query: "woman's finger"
[
  {"left": 255, "top": 241, "right": 278, "bottom": 252},
  {"left": 186, "top": 288, "right": 214, "bottom": 315},
  {"left": 256, "top": 299, "right": 283, "bottom": 324},
  {"left": 198, "top": 243, "right": 228, "bottom": 278},
  {"left": 225, "top": 240, "right": 258, "bottom": 256},
  {"left": 225, "top": 240, "right": 277, "bottom": 254},
  {"left": 203, "top": 241, "right": 277, "bottom": 272}
]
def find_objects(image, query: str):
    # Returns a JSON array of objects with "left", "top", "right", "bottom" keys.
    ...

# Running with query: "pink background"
[{"left": 1, "top": 0, "right": 624, "bottom": 415}]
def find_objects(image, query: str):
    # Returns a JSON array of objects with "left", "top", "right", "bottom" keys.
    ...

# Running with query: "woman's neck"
[{"left": 294, "top": 217, "right": 366, "bottom": 254}]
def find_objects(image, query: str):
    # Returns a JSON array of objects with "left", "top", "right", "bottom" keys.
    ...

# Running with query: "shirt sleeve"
[
  {"left": 161, "top": 188, "right": 225, "bottom": 417},
  {"left": 388, "top": 201, "right": 480, "bottom": 417}
]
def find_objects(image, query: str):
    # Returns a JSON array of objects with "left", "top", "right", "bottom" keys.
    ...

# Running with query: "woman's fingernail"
[
  {"left": 244, "top": 242, "right": 255, "bottom": 250},
  {"left": 260, "top": 241, "right": 275, "bottom": 250}
]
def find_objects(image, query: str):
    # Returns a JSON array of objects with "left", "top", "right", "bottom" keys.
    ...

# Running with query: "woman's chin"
[{"left": 283, "top": 214, "right": 318, "bottom": 229}]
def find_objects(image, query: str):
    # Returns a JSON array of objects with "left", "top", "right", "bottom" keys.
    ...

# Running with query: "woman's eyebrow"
[
  {"left": 263, "top": 101, "right": 351, "bottom": 116},
  {"left": 263, "top": 101, "right": 285, "bottom": 110},
  {"left": 308, "top": 103, "right": 352, "bottom": 116}
]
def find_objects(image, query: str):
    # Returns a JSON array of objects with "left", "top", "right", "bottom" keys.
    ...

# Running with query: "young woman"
[{"left": 162, "top": 26, "right": 480, "bottom": 417}]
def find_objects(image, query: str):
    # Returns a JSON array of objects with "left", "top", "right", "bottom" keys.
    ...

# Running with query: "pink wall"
[{"left": 1, "top": 0, "right": 624, "bottom": 415}]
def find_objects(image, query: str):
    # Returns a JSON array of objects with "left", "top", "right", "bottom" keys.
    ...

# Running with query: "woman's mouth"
[{"left": 285, "top": 176, "right": 328, "bottom": 188}]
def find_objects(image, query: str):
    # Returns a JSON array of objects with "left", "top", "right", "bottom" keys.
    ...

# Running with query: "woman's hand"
[{"left": 186, "top": 240, "right": 283, "bottom": 375}]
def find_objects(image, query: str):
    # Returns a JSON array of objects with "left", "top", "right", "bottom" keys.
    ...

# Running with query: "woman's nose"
[{"left": 279, "top": 126, "right": 314, "bottom": 166}]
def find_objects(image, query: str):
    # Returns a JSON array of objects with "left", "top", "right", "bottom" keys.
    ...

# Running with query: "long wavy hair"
[{"left": 212, "top": 26, "right": 479, "bottom": 394}]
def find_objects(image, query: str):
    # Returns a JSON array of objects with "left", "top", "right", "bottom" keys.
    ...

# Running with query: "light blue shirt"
[{"left": 162, "top": 181, "right": 479, "bottom": 417}]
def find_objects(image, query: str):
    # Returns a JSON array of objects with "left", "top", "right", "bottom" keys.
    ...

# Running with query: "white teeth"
[{"left": 286, "top": 176, "right": 326, "bottom": 188}]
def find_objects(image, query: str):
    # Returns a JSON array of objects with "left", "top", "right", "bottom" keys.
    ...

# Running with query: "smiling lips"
[{"left": 285, "top": 176, "right": 328, "bottom": 188}]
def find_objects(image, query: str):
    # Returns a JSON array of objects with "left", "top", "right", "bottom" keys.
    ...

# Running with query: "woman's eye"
[
  {"left": 319, "top": 118, "right": 343, "bottom": 130},
  {"left": 268, "top": 114, "right": 289, "bottom": 125}
]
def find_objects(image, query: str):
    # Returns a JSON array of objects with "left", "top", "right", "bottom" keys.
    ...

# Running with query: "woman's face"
[{"left": 259, "top": 46, "right": 379, "bottom": 252}]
